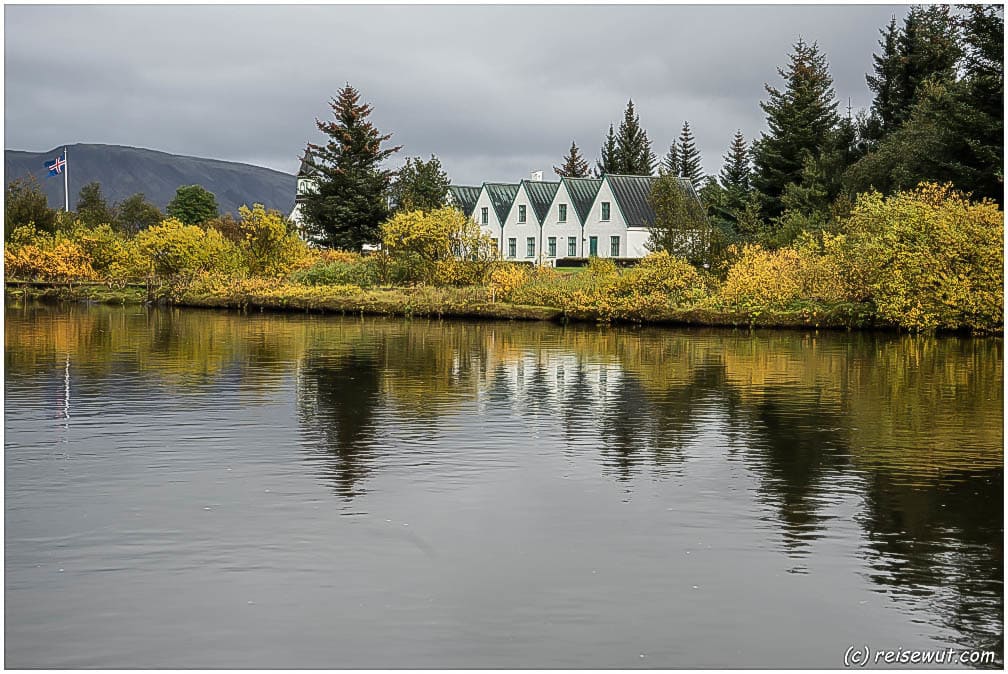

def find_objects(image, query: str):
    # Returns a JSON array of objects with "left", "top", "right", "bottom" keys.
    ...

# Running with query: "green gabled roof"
[
  {"left": 448, "top": 185, "right": 481, "bottom": 217},
  {"left": 484, "top": 183, "right": 519, "bottom": 224},
  {"left": 562, "top": 177, "right": 603, "bottom": 224},
  {"left": 521, "top": 180, "right": 560, "bottom": 223},
  {"left": 604, "top": 174, "right": 698, "bottom": 228}
]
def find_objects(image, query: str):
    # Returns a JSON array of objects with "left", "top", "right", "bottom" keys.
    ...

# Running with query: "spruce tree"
[
  {"left": 844, "top": 6, "right": 1004, "bottom": 206},
  {"left": 659, "top": 141, "right": 679, "bottom": 176},
  {"left": 303, "top": 83, "right": 402, "bottom": 250},
  {"left": 751, "top": 39, "right": 839, "bottom": 222},
  {"left": 676, "top": 121, "right": 703, "bottom": 190},
  {"left": 719, "top": 130, "right": 750, "bottom": 192},
  {"left": 554, "top": 140, "right": 591, "bottom": 178},
  {"left": 865, "top": 16, "right": 902, "bottom": 141},
  {"left": 613, "top": 99, "right": 656, "bottom": 175},
  {"left": 596, "top": 125, "right": 619, "bottom": 176},
  {"left": 893, "top": 5, "right": 961, "bottom": 126}
]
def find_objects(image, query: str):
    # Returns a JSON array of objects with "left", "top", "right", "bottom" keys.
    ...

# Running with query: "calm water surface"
[{"left": 5, "top": 301, "right": 1003, "bottom": 668}]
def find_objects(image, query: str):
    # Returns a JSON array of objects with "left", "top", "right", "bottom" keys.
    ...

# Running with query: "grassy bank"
[
  {"left": 5, "top": 281, "right": 148, "bottom": 305},
  {"left": 7, "top": 280, "right": 885, "bottom": 331}
]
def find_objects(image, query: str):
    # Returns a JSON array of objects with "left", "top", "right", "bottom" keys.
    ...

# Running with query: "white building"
[
  {"left": 288, "top": 146, "right": 317, "bottom": 234},
  {"left": 451, "top": 172, "right": 702, "bottom": 263},
  {"left": 289, "top": 146, "right": 702, "bottom": 262},
  {"left": 470, "top": 182, "right": 519, "bottom": 257},
  {"left": 542, "top": 177, "right": 603, "bottom": 260},
  {"left": 501, "top": 178, "right": 560, "bottom": 263}
]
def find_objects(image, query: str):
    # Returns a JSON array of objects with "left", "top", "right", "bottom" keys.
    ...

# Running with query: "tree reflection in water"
[
  {"left": 297, "top": 347, "right": 383, "bottom": 499},
  {"left": 5, "top": 301, "right": 1002, "bottom": 661}
]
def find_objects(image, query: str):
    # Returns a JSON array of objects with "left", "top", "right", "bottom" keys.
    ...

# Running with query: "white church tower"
[{"left": 288, "top": 145, "right": 318, "bottom": 235}]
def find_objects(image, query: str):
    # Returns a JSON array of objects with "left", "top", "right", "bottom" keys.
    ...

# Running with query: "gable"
[
  {"left": 605, "top": 175, "right": 658, "bottom": 227},
  {"left": 522, "top": 180, "right": 560, "bottom": 223},
  {"left": 485, "top": 183, "right": 520, "bottom": 224},
  {"left": 562, "top": 177, "right": 603, "bottom": 224}
]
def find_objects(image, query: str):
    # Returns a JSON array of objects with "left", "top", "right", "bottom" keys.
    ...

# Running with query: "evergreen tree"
[
  {"left": 865, "top": 16, "right": 902, "bottom": 141},
  {"left": 596, "top": 125, "right": 619, "bottom": 176},
  {"left": 554, "top": 140, "right": 591, "bottom": 178},
  {"left": 166, "top": 185, "right": 219, "bottom": 225},
  {"left": 302, "top": 83, "right": 402, "bottom": 250},
  {"left": 389, "top": 155, "right": 451, "bottom": 213},
  {"left": 959, "top": 4, "right": 1003, "bottom": 202},
  {"left": 676, "top": 121, "right": 703, "bottom": 190},
  {"left": 719, "top": 130, "right": 750, "bottom": 192},
  {"left": 76, "top": 182, "right": 116, "bottom": 228},
  {"left": 751, "top": 39, "right": 840, "bottom": 222},
  {"left": 659, "top": 141, "right": 679, "bottom": 176},
  {"left": 844, "top": 6, "right": 1003, "bottom": 205},
  {"left": 893, "top": 5, "right": 961, "bottom": 126},
  {"left": 613, "top": 99, "right": 656, "bottom": 175}
]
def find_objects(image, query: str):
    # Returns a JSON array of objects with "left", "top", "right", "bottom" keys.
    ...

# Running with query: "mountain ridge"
[{"left": 4, "top": 143, "right": 296, "bottom": 215}]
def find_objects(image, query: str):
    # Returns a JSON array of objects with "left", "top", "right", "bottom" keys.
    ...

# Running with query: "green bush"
[{"left": 291, "top": 258, "right": 379, "bottom": 288}]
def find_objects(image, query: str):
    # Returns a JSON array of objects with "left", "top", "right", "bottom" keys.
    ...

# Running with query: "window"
[
  {"left": 558, "top": 204, "right": 567, "bottom": 222},
  {"left": 568, "top": 236, "right": 577, "bottom": 257},
  {"left": 589, "top": 236, "right": 598, "bottom": 256},
  {"left": 518, "top": 205, "right": 527, "bottom": 223},
  {"left": 601, "top": 202, "right": 611, "bottom": 221},
  {"left": 481, "top": 207, "right": 489, "bottom": 225},
  {"left": 508, "top": 238, "right": 517, "bottom": 258},
  {"left": 548, "top": 237, "right": 556, "bottom": 258},
  {"left": 526, "top": 237, "right": 535, "bottom": 258},
  {"left": 610, "top": 236, "right": 620, "bottom": 257}
]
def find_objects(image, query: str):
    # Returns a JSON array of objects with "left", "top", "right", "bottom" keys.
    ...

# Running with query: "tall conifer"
[
  {"left": 596, "top": 125, "right": 619, "bottom": 176},
  {"left": 554, "top": 140, "right": 591, "bottom": 178},
  {"left": 303, "top": 83, "right": 401, "bottom": 250},
  {"left": 719, "top": 131, "right": 750, "bottom": 192},
  {"left": 866, "top": 17, "right": 902, "bottom": 140},
  {"left": 751, "top": 39, "right": 839, "bottom": 221},
  {"left": 614, "top": 99, "right": 656, "bottom": 175},
  {"left": 660, "top": 141, "right": 679, "bottom": 176},
  {"left": 677, "top": 121, "right": 703, "bottom": 190}
]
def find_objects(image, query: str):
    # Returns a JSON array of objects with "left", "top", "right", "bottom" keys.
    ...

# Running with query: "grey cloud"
[{"left": 6, "top": 4, "right": 907, "bottom": 186}]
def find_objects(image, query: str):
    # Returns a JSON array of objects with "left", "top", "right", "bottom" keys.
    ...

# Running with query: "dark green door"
[{"left": 589, "top": 236, "right": 598, "bottom": 256}]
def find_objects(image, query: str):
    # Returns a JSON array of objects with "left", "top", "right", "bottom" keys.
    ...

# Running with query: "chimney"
[{"left": 530, "top": 170, "right": 543, "bottom": 181}]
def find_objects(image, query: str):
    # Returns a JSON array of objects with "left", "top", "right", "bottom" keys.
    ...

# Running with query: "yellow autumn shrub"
[
  {"left": 719, "top": 245, "right": 806, "bottom": 309},
  {"left": 136, "top": 218, "right": 242, "bottom": 278},
  {"left": 488, "top": 263, "right": 532, "bottom": 300},
  {"left": 5, "top": 239, "right": 96, "bottom": 283},
  {"left": 843, "top": 183, "right": 1004, "bottom": 331}
]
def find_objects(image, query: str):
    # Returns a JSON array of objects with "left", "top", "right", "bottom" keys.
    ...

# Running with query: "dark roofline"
[{"left": 558, "top": 176, "right": 603, "bottom": 225}]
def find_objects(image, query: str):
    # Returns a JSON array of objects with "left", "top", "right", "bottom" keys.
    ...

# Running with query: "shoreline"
[{"left": 5, "top": 281, "right": 1000, "bottom": 335}]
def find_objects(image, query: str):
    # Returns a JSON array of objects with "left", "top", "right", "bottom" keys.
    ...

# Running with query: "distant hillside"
[{"left": 4, "top": 143, "right": 295, "bottom": 215}]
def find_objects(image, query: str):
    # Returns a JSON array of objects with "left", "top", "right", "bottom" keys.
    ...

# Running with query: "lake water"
[{"left": 4, "top": 301, "right": 1003, "bottom": 668}]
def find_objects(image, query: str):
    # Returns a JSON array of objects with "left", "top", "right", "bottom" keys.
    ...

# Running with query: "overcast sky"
[{"left": 6, "top": 4, "right": 909, "bottom": 185}]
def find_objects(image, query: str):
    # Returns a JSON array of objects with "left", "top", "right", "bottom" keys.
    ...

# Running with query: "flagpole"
[{"left": 64, "top": 146, "right": 69, "bottom": 212}]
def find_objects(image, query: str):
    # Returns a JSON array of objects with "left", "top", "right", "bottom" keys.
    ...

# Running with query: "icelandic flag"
[{"left": 45, "top": 153, "right": 66, "bottom": 176}]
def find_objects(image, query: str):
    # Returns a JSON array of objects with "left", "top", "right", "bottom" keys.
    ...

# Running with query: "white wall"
[
  {"left": 583, "top": 179, "right": 627, "bottom": 258},
  {"left": 502, "top": 183, "right": 542, "bottom": 262},
  {"left": 471, "top": 187, "right": 506, "bottom": 256},
  {"left": 626, "top": 228, "right": 653, "bottom": 258},
  {"left": 542, "top": 181, "right": 586, "bottom": 260}
]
